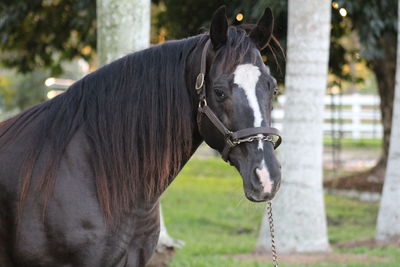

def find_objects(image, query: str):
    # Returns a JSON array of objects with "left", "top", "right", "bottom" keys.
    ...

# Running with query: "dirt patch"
[
  {"left": 323, "top": 147, "right": 380, "bottom": 172},
  {"left": 146, "top": 248, "right": 176, "bottom": 267},
  {"left": 231, "top": 252, "right": 388, "bottom": 265},
  {"left": 230, "top": 238, "right": 400, "bottom": 265},
  {"left": 324, "top": 164, "right": 385, "bottom": 193},
  {"left": 337, "top": 237, "right": 400, "bottom": 249}
]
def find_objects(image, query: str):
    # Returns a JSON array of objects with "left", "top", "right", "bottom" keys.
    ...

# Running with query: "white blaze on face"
[
  {"left": 234, "top": 64, "right": 273, "bottom": 193},
  {"left": 233, "top": 64, "right": 263, "bottom": 150},
  {"left": 256, "top": 160, "right": 273, "bottom": 193}
]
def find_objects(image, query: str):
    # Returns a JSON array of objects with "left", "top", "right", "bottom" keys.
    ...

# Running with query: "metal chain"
[
  {"left": 232, "top": 135, "right": 275, "bottom": 145},
  {"left": 267, "top": 201, "right": 279, "bottom": 267}
]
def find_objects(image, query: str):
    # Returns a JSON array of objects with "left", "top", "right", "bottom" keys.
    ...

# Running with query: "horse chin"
[
  {"left": 234, "top": 164, "right": 279, "bottom": 202},
  {"left": 244, "top": 188, "right": 277, "bottom": 202},
  {"left": 242, "top": 175, "right": 281, "bottom": 202}
]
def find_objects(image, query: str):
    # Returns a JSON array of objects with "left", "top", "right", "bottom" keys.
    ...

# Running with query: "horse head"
[{"left": 196, "top": 6, "right": 281, "bottom": 202}]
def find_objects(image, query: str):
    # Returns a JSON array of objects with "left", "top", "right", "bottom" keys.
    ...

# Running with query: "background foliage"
[
  {"left": 0, "top": 0, "right": 396, "bottom": 84},
  {"left": 0, "top": 0, "right": 95, "bottom": 75}
]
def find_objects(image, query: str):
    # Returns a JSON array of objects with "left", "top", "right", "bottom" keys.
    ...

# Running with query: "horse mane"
[
  {"left": 0, "top": 35, "right": 204, "bottom": 224},
  {"left": 0, "top": 26, "right": 259, "bottom": 225}
]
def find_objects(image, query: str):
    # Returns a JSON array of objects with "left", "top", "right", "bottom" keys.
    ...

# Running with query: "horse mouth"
[
  {"left": 245, "top": 191, "right": 276, "bottom": 202},
  {"left": 244, "top": 179, "right": 281, "bottom": 202}
]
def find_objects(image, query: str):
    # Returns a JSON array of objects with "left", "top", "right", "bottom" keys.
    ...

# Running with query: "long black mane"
[
  {"left": 0, "top": 35, "right": 205, "bottom": 224},
  {"left": 0, "top": 26, "right": 259, "bottom": 224}
]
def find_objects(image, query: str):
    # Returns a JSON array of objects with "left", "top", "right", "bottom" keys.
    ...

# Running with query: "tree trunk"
[
  {"left": 324, "top": 7, "right": 397, "bottom": 192},
  {"left": 370, "top": 37, "right": 397, "bottom": 171},
  {"left": 97, "top": 0, "right": 150, "bottom": 65},
  {"left": 96, "top": 1, "right": 182, "bottom": 265},
  {"left": 256, "top": 0, "right": 331, "bottom": 253},
  {"left": 375, "top": 0, "right": 400, "bottom": 241}
]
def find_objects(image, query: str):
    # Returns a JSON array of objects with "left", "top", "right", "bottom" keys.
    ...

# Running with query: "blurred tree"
[
  {"left": 0, "top": 70, "right": 47, "bottom": 110},
  {"left": 0, "top": 0, "right": 96, "bottom": 76},
  {"left": 0, "top": 72, "right": 16, "bottom": 110},
  {"left": 97, "top": 0, "right": 150, "bottom": 65},
  {"left": 13, "top": 70, "right": 48, "bottom": 110},
  {"left": 256, "top": 0, "right": 331, "bottom": 253},
  {"left": 335, "top": 0, "right": 398, "bottom": 181},
  {"left": 375, "top": 0, "right": 400, "bottom": 242}
]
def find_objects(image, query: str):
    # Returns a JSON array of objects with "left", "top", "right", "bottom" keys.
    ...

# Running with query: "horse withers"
[{"left": 0, "top": 6, "right": 281, "bottom": 267}]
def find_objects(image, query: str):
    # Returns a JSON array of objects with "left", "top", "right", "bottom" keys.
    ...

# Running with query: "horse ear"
[
  {"left": 249, "top": 8, "right": 274, "bottom": 51},
  {"left": 210, "top": 5, "right": 228, "bottom": 50}
]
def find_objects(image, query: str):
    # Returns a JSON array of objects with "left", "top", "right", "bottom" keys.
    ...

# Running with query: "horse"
[{"left": 0, "top": 6, "right": 282, "bottom": 267}]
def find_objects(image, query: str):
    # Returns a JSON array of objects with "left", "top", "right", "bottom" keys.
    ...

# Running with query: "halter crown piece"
[{"left": 196, "top": 40, "right": 282, "bottom": 161}]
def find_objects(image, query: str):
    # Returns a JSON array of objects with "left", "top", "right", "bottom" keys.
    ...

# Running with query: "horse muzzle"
[{"left": 244, "top": 166, "right": 281, "bottom": 202}]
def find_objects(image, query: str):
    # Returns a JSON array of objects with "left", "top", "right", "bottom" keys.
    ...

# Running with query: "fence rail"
[
  {"left": 272, "top": 93, "right": 382, "bottom": 140},
  {"left": 1, "top": 94, "right": 382, "bottom": 140}
]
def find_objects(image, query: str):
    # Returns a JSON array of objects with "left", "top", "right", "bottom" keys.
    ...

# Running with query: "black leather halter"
[{"left": 196, "top": 40, "right": 282, "bottom": 162}]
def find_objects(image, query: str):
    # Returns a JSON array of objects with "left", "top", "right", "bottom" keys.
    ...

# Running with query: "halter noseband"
[{"left": 196, "top": 40, "right": 282, "bottom": 162}]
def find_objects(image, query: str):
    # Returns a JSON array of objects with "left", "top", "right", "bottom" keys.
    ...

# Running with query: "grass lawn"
[
  {"left": 161, "top": 158, "right": 400, "bottom": 267},
  {"left": 324, "top": 138, "right": 382, "bottom": 149}
]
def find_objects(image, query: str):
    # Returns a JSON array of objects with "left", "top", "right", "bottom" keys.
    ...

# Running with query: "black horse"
[{"left": 0, "top": 6, "right": 281, "bottom": 267}]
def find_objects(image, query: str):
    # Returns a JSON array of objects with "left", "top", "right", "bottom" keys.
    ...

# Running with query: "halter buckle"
[
  {"left": 195, "top": 73, "right": 205, "bottom": 91},
  {"left": 225, "top": 131, "right": 235, "bottom": 147}
]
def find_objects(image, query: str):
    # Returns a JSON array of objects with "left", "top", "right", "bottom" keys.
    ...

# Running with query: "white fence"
[
  {"left": 272, "top": 93, "right": 382, "bottom": 140},
  {"left": 0, "top": 94, "right": 382, "bottom": 140}
]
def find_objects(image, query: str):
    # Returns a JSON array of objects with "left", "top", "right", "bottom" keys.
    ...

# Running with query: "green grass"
[
  {"left": 161, "top": 158, "right": 399, "bottom": 267},
  {"left": 324, "top": 138, "right": 382, "bottom": 149},
  {"left": 325, "top": 194, "right": 378, "bottom": 244}
]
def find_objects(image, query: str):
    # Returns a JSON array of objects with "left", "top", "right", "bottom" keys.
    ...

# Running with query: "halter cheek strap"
[{"left": 195, "top": 40, "right": 282, "bottom": 162}]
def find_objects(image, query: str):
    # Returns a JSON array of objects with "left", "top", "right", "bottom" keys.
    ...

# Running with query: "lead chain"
[
  {"left": 232, "top": 135, "right": 274, "bottom": 145},
  {"left": 267, "top": 201, "right": 278, "bottom": 267}
]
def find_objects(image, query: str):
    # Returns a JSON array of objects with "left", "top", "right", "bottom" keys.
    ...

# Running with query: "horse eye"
[{"left": 214, "top": 88, "right": 226, "bottom": 100}]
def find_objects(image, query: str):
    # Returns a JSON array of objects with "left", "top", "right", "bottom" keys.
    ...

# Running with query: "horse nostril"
[{"left": 255, "top": 167, "right": 273, "bottom": 193}]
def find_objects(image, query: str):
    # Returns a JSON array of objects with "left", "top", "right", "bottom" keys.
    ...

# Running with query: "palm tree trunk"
[
  {"left": 256, "top": 0, "right": 331, "bottom": 252},
  {"left": 375, "top": 0, "right": 400, "bottom": 241},
  {"left": 97, "top": 0, "right": 150, "bottom": 65}
]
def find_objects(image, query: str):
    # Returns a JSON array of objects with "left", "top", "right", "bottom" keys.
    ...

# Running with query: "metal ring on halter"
[
  {"left": 198, "top": 99, "right": 207, "bottom": 108},
  {"left": 195, "top": 73, "right": 205, "bottom": 90}
]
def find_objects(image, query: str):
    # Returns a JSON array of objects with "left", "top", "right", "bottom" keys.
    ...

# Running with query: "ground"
[
  {"left": 232, "top": 238, "right": 400, "bottom": 265},
  {"left": 323, "top": 139, "right": 384, "bottom": 193},
  {"left": 232, "top": 252, "right": 388, "bottom": 265},
  {"left": 153, "top": 155, "right": 400, "bottom": 267}
]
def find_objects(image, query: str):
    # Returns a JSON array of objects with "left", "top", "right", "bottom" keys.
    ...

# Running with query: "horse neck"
[{"left": 149, "top": 39, "right": 208, "bottom": 190}]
